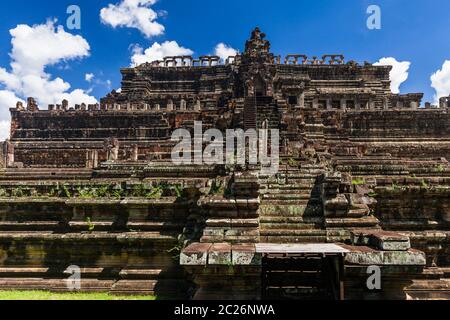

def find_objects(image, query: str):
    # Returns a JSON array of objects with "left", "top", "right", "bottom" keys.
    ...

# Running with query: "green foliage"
[
  {"left": 11, "top": 186, "right": 26, "bottom": 197},
  {"left": 77, "top": 187, "right": 95, "bottom": 199},
  {"left": 352, "top": 178, "right": 366, "bottom": 186},
  {"left": 391, "top": 182, "right": 400, "bottom": 190},
  {"left": 95, "top": 185, "right": 111, "bottom": 197},
  {"left": 172, "top": 184, "right": 184, "bottom": 198},
  {"left": 368, "top": 192, "right": 378, "bottom": 198},
  {"left": 14, "top": 183, "right": 187, "bottom": 200},
  {"left": 421, "top": 180, "right": 429, "bottom": 189},
  {"left": 61, "top": 185, "right": 71, "bottom": 198},
  {"left": 86, "top": 217, "right": 95, "bottom": 233},
  {"left": 437, "top": 164, "right": 444, "bottom": 173},
  {"left": 288, "top": 157, "right": 298, "bottom": 167},
  {"left": 0, "top": 188, "right": 7, "bottom": 197},
  {"left": 167, "top": 244, "right": 183, "bottom": 261},
  {"left": 112, "top": 187, "right": 124, "bottom": 199},
  {"left": 146, "top": 185, "right": 164, "bottom": 199},
  {"left": 209, "top": 179, "right": 225, "bottom": 196}
]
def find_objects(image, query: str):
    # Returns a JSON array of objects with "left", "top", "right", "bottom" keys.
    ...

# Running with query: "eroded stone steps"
[
  {"left": 260, "top": 216, "right": 322, "bottom": 230},
  {"left": 262, "top": 194, "right": 317, "bottom": 201},
  {"left": 325, "top": 216, "right": 380, "bottom": 228},
  {"left": 0, "top": 231, "right": 179, "bottom": 241},
  {"left": 0, "top": 169, "right": 93, "bottom": 180},
  {"left": 0, "top": 220, "right": 185, "bottom": 233},
  {"left": 260, "top": 229, "right": 327, "bottom": 237},
  {"left": 0, "top": 278, "right": 188, "bottom": 297}
]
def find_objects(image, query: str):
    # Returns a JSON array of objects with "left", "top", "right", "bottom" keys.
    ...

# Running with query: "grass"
[{"left": 0, "top": 290, "right": 157, "bottom": 301}]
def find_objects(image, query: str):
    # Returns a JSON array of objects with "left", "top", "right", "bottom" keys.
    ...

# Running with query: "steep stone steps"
[
  {"left": 0, "top": 221, "right": 61, "bottom": 232},
  {"left": 258, "top": 162, "right": 326, "bottom": 244},
  {"left": 259, "top": 204, "right": 322, "bottom": 217},
  {"left": 0, "top": 169, "right": 93, "bottom": 180}
]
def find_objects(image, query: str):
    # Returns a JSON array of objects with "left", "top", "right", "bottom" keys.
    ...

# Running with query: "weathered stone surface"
[
  {"left": 180, "top": 243, "right": 212, "bottom": 266},
  {"left": 208, "top": 243, "right": 232, "bottom": 265}
]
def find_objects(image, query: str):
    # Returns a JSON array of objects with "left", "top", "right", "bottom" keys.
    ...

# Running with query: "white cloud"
[
  {"left": 214, "top": 43, "right": 237, "bottom": 62},
  {"left": 0, "top": 90, "right": 24, "bottom": 140},
  {"left": 85, "top": 73, "right": 95, "bottom": 82},
  {"left": 0, "top": 120, "right": 11, "bottom": 141},
  {"left": 131, "top": 41, "right": 193, "bottom": 66},
  {"left": 374, "top": 57, "right": 411, "bottom": 94},
  {"left": 431, "top": 60, "right": 450, "bottom": 103},
  {"left": 100, "top": 0, "right": 165, "bottom": 38},
  {"left": 0, "top": 20, "right": 96, "bottom": 120},
  {"left": 8, "top": 21, "right": 90, "bottom": 77}
]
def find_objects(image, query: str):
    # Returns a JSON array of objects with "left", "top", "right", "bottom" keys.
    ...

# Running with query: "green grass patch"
[{"left": 0, "top": 291, "right": 156, "bottom": 301}]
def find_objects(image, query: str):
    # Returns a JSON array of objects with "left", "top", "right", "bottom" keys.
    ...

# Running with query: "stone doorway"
[
  {"left": 258, "top": 244, "right": 346, "bottom": 300},
  {"left": 254, "top": 74, "right": 267, "bottom": 97}
]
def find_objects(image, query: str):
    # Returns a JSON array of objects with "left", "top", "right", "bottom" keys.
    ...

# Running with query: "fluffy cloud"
[
  {"left": 214, "top": 43, "right": 238, "bottom": 62},
  {"left": 131, "top": 41, "right": 193, "bottom": 66},
  {"left": 0, "top": 90, "right": 24, "bottom": 140},
  {"left": 100, "top": 0, "right": 165, "bottom": 38},
  {"left": 431, "top": 60, "right": 450, "bottom": 103},
  {"left": 0, "top": 20, "right": 96, "bottom": 128},
  {"left": 374, "top": 57, "right": 411, "bottom": 94},
  {"left": 85, "top": 73, "right": 95, "bottom": 82}
]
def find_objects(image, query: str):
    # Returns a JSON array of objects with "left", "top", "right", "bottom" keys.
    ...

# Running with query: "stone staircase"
[
  {"left": 243, "top": 96, "right": 281, "bottom": 131},
  {"left": 259, "top": 162, "right": 327, "bottom": 243}
]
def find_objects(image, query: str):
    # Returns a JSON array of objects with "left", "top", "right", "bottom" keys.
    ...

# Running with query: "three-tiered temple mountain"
[{"left": 0, "top": 28, "right": 449, "bottom": 300}]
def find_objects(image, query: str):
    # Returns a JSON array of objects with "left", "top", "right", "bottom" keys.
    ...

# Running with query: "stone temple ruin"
[{"left": 0, "top": 28, "right": 449, "bottom": 300}]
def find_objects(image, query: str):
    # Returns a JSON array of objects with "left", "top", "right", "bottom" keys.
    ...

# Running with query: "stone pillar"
[
  {"left": 26, "top": 97, "right": 39, "bottom": 112},
  {"left": 298, "top": 92, "right": 305, "bottom": 108},
  {"left": 86, "top": 150, "right": 99, "bottom": 169},
  {"left": 154, "top": 104, "right": 160, "bottom": 111},
  {"left": 355, "top": 99, "right": 361, "bottom": 110},
  {"left": 167, "top": 100, "right": 174, "bottom": 111},
  {"left": 62, "top": 99, "right": 69, "bottom": 111},
  {"left": 131, "top": 145, "right": 139, "bottom": 162},
  {"left": 3, "top": 140, "right": 14, "bottom": 168},
  {"left": 383, "top": 97, "right": 389, "bottom": 110},
  {"left": 194, "top": 100, "right": 201, "bottom": 112},
  {"left": 340, "top": 99, "right": 347, "bottom": 111},
  {"left": 368, "top": 98, "right": 374, "bottom": 110},
  {"left": 16, "top": 101, "right": 25, "bottom": 111},
  {"left": 326, "top": 99, "right": 332, "bottom": 110},
  {"left": 180, "top": 99, "right": 187, "bottom": 111},
  {"left": 312, "top": 98, "right": 319, "bottom": 109}
]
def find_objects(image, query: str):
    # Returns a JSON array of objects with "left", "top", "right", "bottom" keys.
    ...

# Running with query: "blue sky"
[{"left": 0, "top": 0, "right": 450, "bottom": 131}]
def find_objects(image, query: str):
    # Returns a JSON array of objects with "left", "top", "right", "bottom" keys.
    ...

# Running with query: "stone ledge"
[
  {"left": 342, "top": 245, "right": 426, "bottom": 266},
  {"left": 352, "top": 230, "right": 411, "bottom": 251},
  {"left": 180, "top": 243, "right": 261, "bottom": 266}
]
